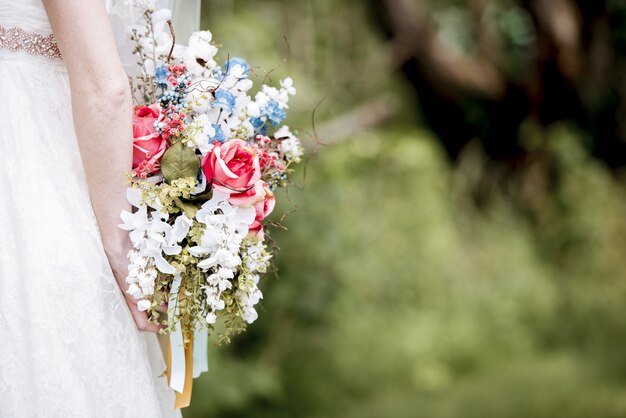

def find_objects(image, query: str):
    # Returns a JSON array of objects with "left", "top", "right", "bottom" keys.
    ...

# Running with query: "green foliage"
[
  {"left": 201, "top": 0, "right": 391, "bottom": 126},
  {"left": 183, "top": 126, "right": 626, "bottom": 418},
  {"left": 161, "top": 142, "right": 201, "bottom": 184}
]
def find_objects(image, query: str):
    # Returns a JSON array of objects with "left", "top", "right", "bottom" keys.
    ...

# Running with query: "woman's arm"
[{"left": 43, "top": 0, "right": 161, "bottom": 332}]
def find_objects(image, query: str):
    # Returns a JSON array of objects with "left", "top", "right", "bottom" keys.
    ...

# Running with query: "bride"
[{"left": 0, "top": 0, "right": 196, "bottom": 416}]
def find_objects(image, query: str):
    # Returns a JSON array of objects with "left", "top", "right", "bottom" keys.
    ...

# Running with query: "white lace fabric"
[{"left": 0, "top": 1, "right": 181, "bottom": 417}]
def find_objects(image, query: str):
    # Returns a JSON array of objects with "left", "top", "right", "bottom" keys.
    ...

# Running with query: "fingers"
[
  {"left": 126, "top": 297, "right": 164, "bottom": 333},
  {"left": 123, "top": 290, "right": 168, "bottom": 314},
  {"left": 131, "top": 307, "right": 163, "bottom": 333},
  {"left": 114, "top": 269, "right": 164, "bottom": 333},
  {"left": 139, "top": 321, "right": 164, "bottom": 333}
]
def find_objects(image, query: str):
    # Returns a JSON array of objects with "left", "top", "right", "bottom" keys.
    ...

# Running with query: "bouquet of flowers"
[{"left": 117, "top": 6, "right": 302, "bottom": 407}]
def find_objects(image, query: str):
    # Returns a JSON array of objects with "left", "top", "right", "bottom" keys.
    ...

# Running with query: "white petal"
[
  {"left": 119, "top": 211, "right": 135, "bottom": 230},
  {"left": 188, "top": 246, "right": 209, "bottom": 257},
  {"left": 126, "top": 188, "right": 142, "bottom": 208},
  {"left": 205, "top": 312, "right": 217, "bottom": 324},
  {"left": 235, "top": 206, "right": 256, "bottom": 226},
  {"left": 137, "top": 299, "right": 152, "bottom": 312},
  {"left": 172, "top": 215, "right": 193, "bottom": 242},
  {"left": 197, "top": 255, "right": 217, "bottom": 270},
  {"left": 154, "top": 254, "right": 176, "bottom": 274},
  {"left": 162, "top": 245, "right": 182, "bottom": 256}
]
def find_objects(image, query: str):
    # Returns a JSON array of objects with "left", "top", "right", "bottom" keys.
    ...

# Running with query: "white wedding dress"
[{"left": 0, "top": 1, "right": 186, "bottom": 417}]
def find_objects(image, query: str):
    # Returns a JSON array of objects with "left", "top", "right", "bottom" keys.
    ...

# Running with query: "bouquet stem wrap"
[
  {"left": 166, "top": 336, "right": 193, "bottom": 408},
  {"left": 165, "top": 274, "right": 208, "bottom": 408}
]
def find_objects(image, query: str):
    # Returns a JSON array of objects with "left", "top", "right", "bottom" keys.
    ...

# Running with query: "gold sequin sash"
[{"left": 0, "top": 26, "right": 61, "bottom": 60}]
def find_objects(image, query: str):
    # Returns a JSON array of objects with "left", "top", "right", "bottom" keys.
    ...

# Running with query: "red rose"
[
  {"left": 203, "top": 139, "right": 261, "bottom": 195},
  {"left": 132, "top": 104, "right": 167, "bottom": 177}
]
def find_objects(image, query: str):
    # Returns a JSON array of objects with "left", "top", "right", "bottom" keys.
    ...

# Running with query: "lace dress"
[{"left": 0, "top": 1, "right": 181, "bottom": 417}]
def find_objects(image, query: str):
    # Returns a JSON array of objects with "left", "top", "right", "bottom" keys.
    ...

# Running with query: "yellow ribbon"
[
  {"left": 165, "top": 273, "right": 194, "bottom": 408},
  {"left": 166, "top": 334, "right": 194, "bottom": 409}
]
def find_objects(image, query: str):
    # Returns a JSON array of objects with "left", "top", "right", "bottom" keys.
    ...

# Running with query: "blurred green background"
[{"left": 186, "top": 1, "right": 626, "bottom": 417}]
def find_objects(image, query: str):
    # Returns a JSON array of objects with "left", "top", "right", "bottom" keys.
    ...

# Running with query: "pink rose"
[
  {"left": 203, "top": 139, "right": 261, "bottom": 195},
  {"left": 132, "top": 104, "right": 167, "bottom": 177},
  {"left": 247, "top": 182, "right": 275, "bottom": 240},
  {"left": 229, "top": 180, "right": 265, "bottom": 207},
  {"left": 248, "top": 220, "right": 264, "bottom": 240},
  {"left": 254, "top": 183, "right": 275, "bottom": 220}
]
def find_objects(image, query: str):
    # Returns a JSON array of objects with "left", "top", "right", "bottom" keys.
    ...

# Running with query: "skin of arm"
[{"left": 43, "top": 0, "right": 161, "bottom": 332}]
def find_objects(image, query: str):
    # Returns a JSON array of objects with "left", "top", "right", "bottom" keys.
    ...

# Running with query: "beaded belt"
[{"left": 0, "top": 26, "right": 62, "bottom": 60}]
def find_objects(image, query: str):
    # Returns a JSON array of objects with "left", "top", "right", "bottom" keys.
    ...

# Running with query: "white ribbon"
[
  {"left": 168, "top": 274, "right": 186, "bottom": 393},
  {"left": 192, "top": 324, "right": 208, "bottom": 378}
]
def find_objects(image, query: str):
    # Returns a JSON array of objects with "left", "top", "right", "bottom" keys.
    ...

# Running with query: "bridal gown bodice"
[
  {"left": 0, "top": 0, "right": 51, "bottom": 29},
  {"left": 0, "top": 1, "right": 181, "bottom": 417}
]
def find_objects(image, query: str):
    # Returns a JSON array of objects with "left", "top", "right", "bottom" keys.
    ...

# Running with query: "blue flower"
[
  {"left": 262, "top": 101, "right": 286, "bottom": 127},
  {"left": 212, "top": 89, "right": 236, "bottom": 114},
  {"left": 250, "top": 117, "right": 268, "bottom": 135},
  {"left": 155, "top": 65, "right": 169, "bottom": 87},
  {"left": 225, "top": 57, "right": 250, "bottom": 78},
  {"left": 211, "top": 123, "right": 226, "bottom": 143}
]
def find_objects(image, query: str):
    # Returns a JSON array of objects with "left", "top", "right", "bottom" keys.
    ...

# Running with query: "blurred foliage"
[
  {"left": 185, "top": 125, "right": 626, "bottom": 418},
  {"left": 199, "top": 0, "right": 394, "bottom": 126},
  {"left": 184, "top": 1, "right": 626, "bottom": 417}
]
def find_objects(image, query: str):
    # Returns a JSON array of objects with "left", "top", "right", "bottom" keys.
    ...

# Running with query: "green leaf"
[
  {"left": 173, "top": 197, "right": 199, "bottom": 219},
  {"left": 184, "top": 190, "right": 213, "bottom": 202},
  {"left": 161, "top": 142, "right": 200, "bottom": 183}
]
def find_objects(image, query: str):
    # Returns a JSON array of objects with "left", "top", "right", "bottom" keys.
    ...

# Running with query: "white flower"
[
  {"left": 208, "top": 267, "right": 235, "bottom": 291},
  {"left": 186, "top": 114, "right": 215, "bottom": 155},
  {"left": 228, "top": 64, "right": 247, "bottom": 79},
  {"left": 280, "top": 137, "right": 303, "bottom": 161},
  {"left": 119, "top": 205, "right": 149, "bottom": 232},
  {"left": 241, "top": 307, "right": 258, "bottom": 324},
  {"left": 191, "top": 192, "right": 255, "bottom": 271},
  {"left": 246, "top": 274, "right": 260, "bottom": 286},
  {"left": 249, "top": 288, "right": 263, "bottom": 306},
  {"left": 197, "top": 248, "right": 241, "bottom": 270},
  {"left": 137, "top": 299, "right": 152, "bottom": 312},
  {"left": 236, "top": 78, "right": 253, "bottom": 92},
  {"left": 189, "top": 30, "right": 213, "bottom": 45},
  {"left": 205, "top": 288, "right": 226, "bottom": 311},
  {"left": 247, "top": 102, "right": 260, "bottom": 118},
  {"left": 171, "top": 214, "right": 193, "bottom": 242},
  {"left": 280, "top": 77, "right": 296, "bottom": 95},
  {"left": 245, "top": 245, "right": 272, "bottom": 273},
  {"left": 139, "top": 282, "right": 155, "bottom": 296},
  {"left": 205, "top": 311, "right": 217, "bottom": 324},
  {"left": 127, "top": 283, "right": 143, "bottom": 299},
  {"left": 119, "top": 199, "right": 180, "bottom": 275},
  {"left": 262, "top": 85, "right": 280, "bottom": 100},
  {"left": 275, "top": 126, "right": 303, "bottom": 161},
  {"left": 184, "top": 31, "right": 218, "bottom": 76},
  {"left": 238, "top": 120, "right": 254, "bottom": 139},
  {"left": 187, "top": 87, "right": 213, "bottom": 114}
]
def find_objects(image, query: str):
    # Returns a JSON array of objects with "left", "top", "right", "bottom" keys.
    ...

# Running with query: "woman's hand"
[
  {"left": 124, "top": 294, "right": 164, "bottom": 333},
  {"left": 107, "top": 247, "right": 164, "bottom": 333}
]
